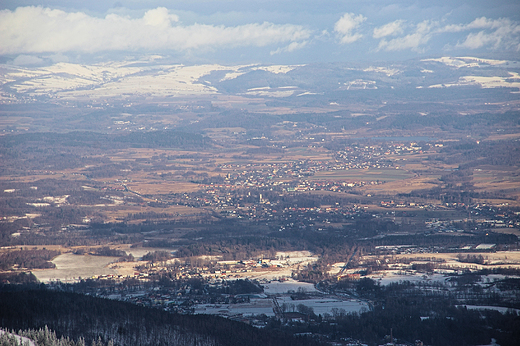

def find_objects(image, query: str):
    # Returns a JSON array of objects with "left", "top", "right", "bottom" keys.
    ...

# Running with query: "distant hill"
[{"left": 2, "top": 57, "right": 519, "bottom": 103}]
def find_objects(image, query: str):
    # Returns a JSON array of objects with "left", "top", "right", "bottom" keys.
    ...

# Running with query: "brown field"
[
  {"left": 125, "top": 181, "right": 202, "bottom": 194},
  {"left": 282, "top": 154, "right": 333, "bottom": 161},
  {"left": 203, "top": 127, "right": 247, "bottom": 135},
  {"left": 101, "top": 205, "right": 207, "bottom": 222},
  {"left": 472, "top": 169, "right": 520, "bottom": 190},
  {"left": 271, "top": 129, "right": 297, "bottom": 137},
  {"left": 471, "top": 168, "right": 520, "bottom": 205},
  {"left": 306, "top": 190, "right": 369, "bottom": 199},
  {"left": 0, "top": 244, "right": 69, "bottom": 252},
  {"left": 108, "top": 148, "right": 202, "bottom": 161},
  {"left": 401, "top": 163, "right": 431, "bottom": 171},
  {"left": 0, "top": 174, "right": 68, "bottom": 182},
  {"left": 360, "top": 176, "right": 441, "bottom": 195},
  {"left": 485, "top": 131, "right": 520, "bottom": 141}
]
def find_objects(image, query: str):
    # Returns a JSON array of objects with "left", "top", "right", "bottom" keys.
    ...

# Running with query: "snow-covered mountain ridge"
[{"left": 1, "top": 57, "right": 519, "bottom": 104}]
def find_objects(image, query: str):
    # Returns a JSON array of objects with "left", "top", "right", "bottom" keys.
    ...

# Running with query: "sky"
[{"left": 1, "top": 0, "right": 520, "bottom": 65}]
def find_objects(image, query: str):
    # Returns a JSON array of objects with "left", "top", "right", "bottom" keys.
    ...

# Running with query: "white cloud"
[
  {"left": 442, "top": 17, "right": 511, "bottom": 33},
  {"left": 377, "top": 20, "right": 435, "bottom": 52},
  {"left": 0, "top": 6, "right": 310, "bottom": 55},
  {"left": 142, "top": 7, "right": 179, "bottom": 27},
  {"left": 373, "top": 20, "right": 404, "bottom": 39},
  {"left": 454, "top": 17, "right": 520, "bottom": 51},
  {"left": 270, "top": 41, "right": 307, "bottom": 55},
  {"left": 374, "top": 15, "right": 520, "bottom": 53},
  {"left": 437, "top": 17, "right": 520, "bottom": 51},
  {"left": 334, "top": 13, "right": 366, "bottom": 44},
  {"left": 458, "top": 31, "right": 494, "bottom": 49}
]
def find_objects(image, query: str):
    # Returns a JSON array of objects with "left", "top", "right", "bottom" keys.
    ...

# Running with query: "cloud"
[
  {"left": 0, "top": 6, "right": 311, "bottom": 55},
  {"left": 270, "top": 41, "right": 307, "bottom": 55},
  {"left": 377, "top": 20, "right": 435, "bottom": 52},
  {"left": 142, "top": 7, "right": 179, "bottom": 27},
  {"left": 374, "top": 15, "right": 520, "bottom": 53},
  {"left": 334, "top": 13, "right": 366, "bottom": 44},
  {"left": 453, "top": 17, "right": 520, "bottom": 51},
  {"left": 443, "top": 17, "right": 509, "bottom": 33},
  {"left": 373, "top": 20, "right": 404, "bottom": 39}
]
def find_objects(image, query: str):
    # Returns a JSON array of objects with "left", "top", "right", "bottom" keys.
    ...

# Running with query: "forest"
[
  {"left": 0, "top": 288, "right": 320, "bottom": 346},
  {"left": 1, "top": 279, "right": 520, "bottom": 346}
]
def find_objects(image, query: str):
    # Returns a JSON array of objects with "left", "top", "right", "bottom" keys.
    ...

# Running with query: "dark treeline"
[
  {"left": 439, "top": 139, "right": 520, "bottom": 167},
  {"left": 206, "top": 279, "right": 263, "bottom": 295},
  {"left": 173, "top": 222, "right": 516, "bottom": 260},
  {"left": 0, "top": 272, "right": 38, "bottom": 284},
  {"left": 183, "top": 106, "right": 520, "bottom": 137},
  {"left": 0, "top": 130, "right": 212, "bottom": 149},
  {"left": 141, "top": 250, "right": 173, "bottom": 262},
  {"left": 287, "top": 278, "right": 520, "bottom": 346},
  {"left": 0, "top": 289, "right": 322, "bottom": 346},
  {"left": 175, "top": 236, "right": 301, "bottom": 260},
  {"left": 0, "top": 248, "right": 60, "bottom": 270},
  {"left": 301, "top": 295, "right": 520, "bottom": 346},
  {"left": 376, "top": 110, "right": 520, "bottom": 131},
  {"left": 72, "top": 247, "right": 129, "bottom": 258},
  {"left": 360, "top": 232, "right": 518, "bottom": 247}
]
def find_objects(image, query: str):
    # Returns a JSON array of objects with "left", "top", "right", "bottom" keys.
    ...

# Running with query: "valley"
[{"left": 1, "top": 56, "right": 520, "bottom": 346}]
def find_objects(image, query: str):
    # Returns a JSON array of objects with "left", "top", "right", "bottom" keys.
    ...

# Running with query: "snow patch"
[
  {"left": 262, "top": 279, "right": 317, "bottom": 294},
  {"left": 422, "top": 56, "right": 519, "bottom": 69},
  {"left": 252, "top": 65, "right": 303, "bottom": 74},
  {"left": 429, "top": 72, "right": 520, "bottom": 89},
  {"left": 363, "top": 66, "right": 400, "bottom": 76},
  {"left": 0, "top": 329, "right": 36, "bottom": 346}
]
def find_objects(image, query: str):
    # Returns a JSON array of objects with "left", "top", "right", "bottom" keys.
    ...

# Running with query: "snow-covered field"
[
  {"left": 195, "top": 298, "right": 274, "bottom": 316},
  {"left": 121, "top": 247, "right": 175, "bottom": 260},
  {"left": 363, "top": 66, "right": 400, "bottom": 76},
  {"left": 459, "top": 305, "right": 520, "bottom": 314},
  {"left": 262, "top": 279, "right": 317, "bottom": 294},
  {"left": 429, "top": 73, "right": 520, "bottom": 89},
  {"left": 32, "top": 253, "right": 118, "bottom": 283},
  {"left": 194, "top": 295, "right": 368, "bottom": 317},
  {"left": 276, "top": 296, "right": 369, "bottom": 315},
  {"left": 422, "top": 57, "right": 519, "bottom": 68},
  {"left": 220, "top": 251, "right": 318, "bottom": 281},
  {"left": 243, "top": 86, "right": 298, "bottom": 97},
  {"left": 328, "top": 262, "right": 347, "bottom": 275},
  {"left": 368, "top": 271, "right": 449, "bottom": 285},
  {"left": 271, "top": 251, "right": 318, "bottom": 266}
]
